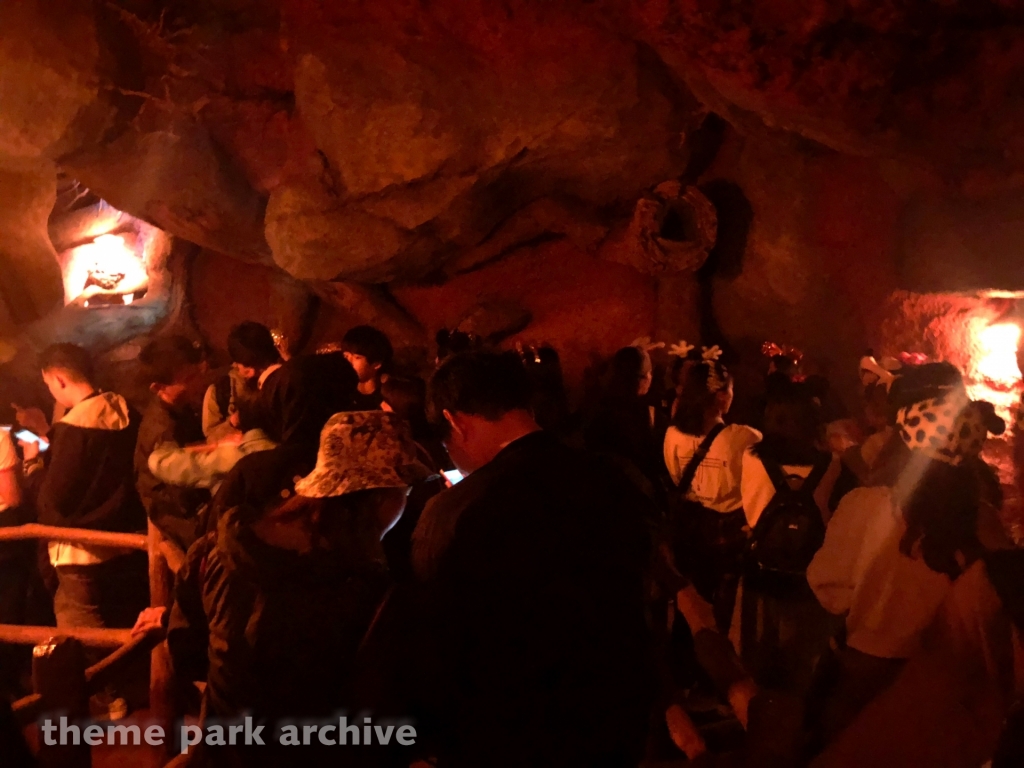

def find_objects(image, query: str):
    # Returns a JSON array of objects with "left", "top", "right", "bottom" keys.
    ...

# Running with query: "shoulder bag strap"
[{"left": 677, "top": 423, "right": 727, "bottom": 494}]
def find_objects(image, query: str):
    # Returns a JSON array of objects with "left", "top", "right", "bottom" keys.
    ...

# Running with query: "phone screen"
[
  {"left": 442, "top": 469, "right": 465, "bottom": 485},
  {"left": 15, "top": 430, "right": 49, "bottom": 452}
]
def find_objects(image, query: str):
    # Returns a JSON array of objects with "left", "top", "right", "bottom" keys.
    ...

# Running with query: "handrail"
[
  {"left": 0, "top": 624, "right": 132, "bottom": 648},
  {"left": 86, "top": 627, "right": 165, "bottom": 689},
  {"left": 159, "top": 538, "right": 187, "bottom": 575},
  {"left": 0, "top": 524, "right": 147, "bottom": 552},
  {"left": 10, "top": 628, "right": 165, "bottom": 727},
  {"left": 0, "top": 523, "right": 147, "bottom": 550}
]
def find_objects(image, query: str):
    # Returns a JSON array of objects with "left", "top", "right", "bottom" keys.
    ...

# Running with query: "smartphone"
[
  {"left": 15, "top": 430, "right": 49, "bottom": 452},
  {"left": 442, "top": 469, "right": 465, "bottom": 485}
]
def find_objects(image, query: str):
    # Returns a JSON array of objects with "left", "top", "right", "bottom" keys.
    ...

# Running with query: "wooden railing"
[{"left": 0, "top": 521, "right": 186, "bottom": 765}]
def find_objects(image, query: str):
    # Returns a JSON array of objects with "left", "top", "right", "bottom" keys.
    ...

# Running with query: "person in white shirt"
[
  {"left": 664, "top": 349, "right": 760, "bottom": 631},
  {"left": 149, "top": 386, "right": 276, "bottom": 498},
  {"left": 808, "top": 384, "right": 988, "bottom": 741}
]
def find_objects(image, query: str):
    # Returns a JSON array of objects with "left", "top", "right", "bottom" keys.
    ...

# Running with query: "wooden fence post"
[
  {"left": 33, "top": 637, "right": 90, "bottom": 768},
  {"left": 148, "top": 521, "right": 174, "bottom": 755}
]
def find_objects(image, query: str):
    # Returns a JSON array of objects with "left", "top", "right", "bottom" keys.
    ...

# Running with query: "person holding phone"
[{"left": 33, "top": 344, "right": 148, "bottom": 632}]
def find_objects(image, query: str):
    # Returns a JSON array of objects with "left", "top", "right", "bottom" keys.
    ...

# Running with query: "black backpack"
[{"left": 747, "top": 451, "right": 831, "bottom": 592}]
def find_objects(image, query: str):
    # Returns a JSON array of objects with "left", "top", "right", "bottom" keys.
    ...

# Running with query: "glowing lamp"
[
  {"left": 63, "top": 232, "right": 149, "bottom": 305},
  {"left": 966, "top": 321, "right": 1022, "bottom": 425},
  {"left": 975, "top": 323, "right": 1021, "bottom": 384}
]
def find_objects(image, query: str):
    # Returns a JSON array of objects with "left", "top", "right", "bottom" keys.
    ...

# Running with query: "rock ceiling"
[{"left": 2, "top": 0, "right": 1024, "bottom": 327}]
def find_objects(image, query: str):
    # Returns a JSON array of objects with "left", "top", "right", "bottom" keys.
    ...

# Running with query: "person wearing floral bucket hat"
[{"left": 161, "top": 410, "right": 429, "bottom": 767}]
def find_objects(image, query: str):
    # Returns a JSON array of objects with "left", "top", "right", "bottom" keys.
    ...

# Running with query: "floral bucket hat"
[{"left": 295, "top": 411, "right": 433, "bottom": 498}]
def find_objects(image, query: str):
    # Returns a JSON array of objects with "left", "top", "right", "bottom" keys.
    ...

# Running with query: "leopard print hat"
[{"left": 896, "top": 389, "right": 992, "bottom": 465}]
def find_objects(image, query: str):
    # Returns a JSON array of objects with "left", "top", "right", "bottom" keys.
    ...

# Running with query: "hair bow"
[
  {"left": 631, "top": 336, "right": 666, "bottom": 354},
  {"left": 669, "top": 340, "right": 695, "bottom": 359},
  {"left": 702, "top": 345, "right": 723, "bottom": 362}
]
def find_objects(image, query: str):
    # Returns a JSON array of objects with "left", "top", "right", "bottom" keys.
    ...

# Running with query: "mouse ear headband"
[{"left": 702, "top": 346, "right": 728, "bottom": 393}]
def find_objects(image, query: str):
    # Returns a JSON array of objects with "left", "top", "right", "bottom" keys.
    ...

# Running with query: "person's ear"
[{"left": 443, "top": 409, "right": 466, "bottom": 439}]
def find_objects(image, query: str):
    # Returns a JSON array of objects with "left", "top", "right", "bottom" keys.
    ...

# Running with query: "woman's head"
[
  {"left": 381, "top": 376, "right": 430, "bottom": 438},
  {"left": 673, "top": 360, "right": 734, "bottom": 436},
  {"left": 759, "top": 385, "right": 822, "bottom": 464},
  {"left": 897, "top": 457, "right": 981, "bottom": 578},
  {"left": 608, "top": 346, "right": 653, "bottom": 398}
]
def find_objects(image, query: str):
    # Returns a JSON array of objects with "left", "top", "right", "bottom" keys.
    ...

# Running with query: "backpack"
[{"left": 747, "top": 452, "right": 831, "bottom": 593}]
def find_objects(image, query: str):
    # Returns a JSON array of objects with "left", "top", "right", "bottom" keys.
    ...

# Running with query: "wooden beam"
[
  {"left": 158, "top": 538, "right": 186, "bottom": 575},
  {"left": 0, "top": 625, "right": 132, "bottom": 648},
  {"left": 85, "top": 628, "right": 164, "bottom": 691},
  {"left": 0, "top": 524, "right": 147, "bottom": 550}
]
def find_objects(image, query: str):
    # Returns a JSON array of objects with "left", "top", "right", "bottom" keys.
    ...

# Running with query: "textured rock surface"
[
  {"left": 627, "top": 0, "right": 1024, "bottom": 187},
  {"left": 0, "top": 0, "right": 102, "bottom": 163},
  {"left": 304, "top": 282, "right": 429, "bottom": 371},
  {"left": 699, "top": 126, "right": 903, "bottom": 404},
  {"left": 4, "top": 0, "right": 1024, "bottom": 414},
  {"left": 393, "top": 238, "right": 657, "bottom": 391},
  {"left": 189, "top": 250, "right": 316, "bottom": 359},
  {"left": 63, "top": 117, "right": 271, "bottom": 262},
  {"left": 0, "top": 163, "right": 65, "bottom": 324}
]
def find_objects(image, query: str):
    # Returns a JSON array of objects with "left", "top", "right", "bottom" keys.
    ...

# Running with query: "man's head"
[
  {"left": 232, "top": 383, "right": 266, "bottom": 434},
  {"left": 39, "top": 344, "right": 96, "bottom": 409},
  {"left": 342, "top": 325, "right": 393, "bottom": 385},
  {"left": 138, "top": 336, "right": 208, "bottom": 407},
  {"left": 428, "top": 351, "right": 538, "bottom": 474},
  {"left": 227, "top": 322, "right": 281, "bottom": 381}
]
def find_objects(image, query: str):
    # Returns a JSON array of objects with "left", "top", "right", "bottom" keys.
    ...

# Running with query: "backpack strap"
[
  {"left": 678, "top": 423, "right": 727, "bottom": 494},
  {"left": 760, "top": 451, "right": 831, "bottom": 499}
]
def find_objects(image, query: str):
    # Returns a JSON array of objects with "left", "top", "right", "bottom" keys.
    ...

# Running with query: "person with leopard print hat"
[{"left": 807, "top": 364, "right": 993, "bottom": 743}]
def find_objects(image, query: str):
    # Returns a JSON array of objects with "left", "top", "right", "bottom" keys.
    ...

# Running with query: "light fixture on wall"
[
  {"left": 64, "top": 232, "right": 149, "bottom": 306},
  {"left": 967, "top": 320, "right": 1022, "bottom": 422}
]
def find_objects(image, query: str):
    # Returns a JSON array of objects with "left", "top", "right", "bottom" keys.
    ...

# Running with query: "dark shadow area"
[
  {"left": 697, "top": 180, "right": 753, "bottom": 283},
  {"left": 694, "top": 180, "right": 754, "bottom": 362},
  {"left": 682, "top": 113, "right": 729, "bottom": 184}
]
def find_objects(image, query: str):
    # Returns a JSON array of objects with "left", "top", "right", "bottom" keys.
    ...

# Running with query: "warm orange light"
[
  {"left": 966, "top": 321, "right": 1022, "bottom": 426},
  {"left": 64, "top": 233, "right": 148, "bottom": 305},
  {"left": 976, "top": 323, "right": 1022, "bottom": 384}
]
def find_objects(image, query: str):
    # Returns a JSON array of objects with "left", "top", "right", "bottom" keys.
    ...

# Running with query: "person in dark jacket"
[
  {"left": 393, "top": 351, "right": 655, "bottom": 768},
  {"left": 166, "top": 411, "right": 429, "bottom": 767},
  {"left": 342, "top": 325, "right": 394, "bottom": 411},
  {"left": 206, "top": 349, "right": 360, "bottom": 532},
  {"left": 585, "top": 344, "right": 666, "bottom": 505},
  {"left": 30, "top": 343, "right": 147, "bottom": 630},
  {"left": 135, "top": 336, "right": 211, "bottom": 551}
]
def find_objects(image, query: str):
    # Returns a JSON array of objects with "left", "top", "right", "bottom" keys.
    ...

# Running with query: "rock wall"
[{"left": 3, "top": 0, "right": 1024, "bottom": 413}]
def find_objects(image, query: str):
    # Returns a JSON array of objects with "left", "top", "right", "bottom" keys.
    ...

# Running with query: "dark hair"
[
  {"left": 428, "top": 351, "right": 532, "bottom": 436},
  {"left": 523, "top": 346, "right": 571, "bottom": 435},
  {"left": 381, "top": 376, "right": 430, "bottom": 440},
  {"left": 342, "top": 325, "right": 393, "bottom": 368},
  {"left": 227, "top": 322, "right": 280, "bottom": 371},
  {"left": 756, "top": 385, "right": 823, "bottom": 465},
  {"left": 607, "top": 346, "right": 651, "bottom": 399},
  {"left": 770, "top": 354, "right": 796, "bottom": 376},
  {"left": 39, "top": 343, "right": 95, "bottom": 385},
  {"left": 234, "top": 382, "right": 266, "bottom": 433},
  {"left": 672, "top": 361, "right": 733, "bottom": 436},
  {"left": 899, "top": 459, "right": 981, "bottom": 579},
  {"left": 137, "top": 336, "right": 204, "bottom": 386},
  {"left": 435, "top": 329, "right": 478, "bottom": 364}
]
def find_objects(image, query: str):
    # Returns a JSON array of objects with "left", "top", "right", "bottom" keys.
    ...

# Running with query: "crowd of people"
[{"left": 0, "top": 323, "right": 1022, "bottom": 768}]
